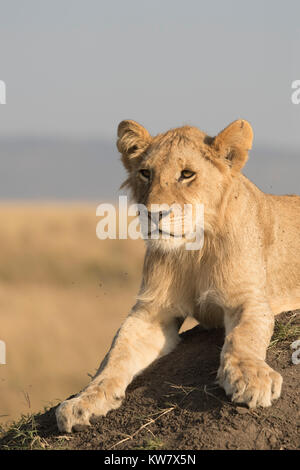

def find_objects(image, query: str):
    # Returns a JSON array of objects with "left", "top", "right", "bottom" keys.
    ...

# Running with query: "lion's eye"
[
  {"left": 181, "top": 170, "right": 195, "bottom": 179},
  {"left": 139, "top": 169, "right": 151, "bottom": 180}
]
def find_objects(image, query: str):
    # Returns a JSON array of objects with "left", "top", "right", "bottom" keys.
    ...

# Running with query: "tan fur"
[{"left": 56, "top": 119, "right": 300, "bottom": 432}]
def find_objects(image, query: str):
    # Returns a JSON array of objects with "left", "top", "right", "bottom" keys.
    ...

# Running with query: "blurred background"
[{"left": 0, "top": 0, "right": 299, "bottom": 424}]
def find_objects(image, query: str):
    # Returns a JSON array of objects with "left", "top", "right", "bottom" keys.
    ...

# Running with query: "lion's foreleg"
[
  {"left": 56, "top": 305, "right": 182, "bottom": 432},
  {"left": 217, "top": 299, "right": 282, "bottom": 408}
]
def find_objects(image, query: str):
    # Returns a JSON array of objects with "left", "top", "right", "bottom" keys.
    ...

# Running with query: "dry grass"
[
  {"left": 269, "top": 312, "right": 300, "bottom": 349},
  {"left": 0, "top": 413, "right": 48, "bottom": 450},
  {"left": 0, "top": 203, "right": 146, "bottom": 425}
]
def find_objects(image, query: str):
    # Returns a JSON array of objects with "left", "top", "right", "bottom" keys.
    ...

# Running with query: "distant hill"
[
  {"left": 0, "top": 138, "right": 126, "bottom": 201},
  {"left": 0, "top": 138, "right": 299, "bottom": 201}
]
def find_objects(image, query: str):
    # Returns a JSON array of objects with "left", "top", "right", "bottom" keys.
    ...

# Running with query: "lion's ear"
[
  {"left": 212, "top": 119, "right": 253, "bottom": 172},
  {"left": 117, "top": 120, "right": 152, "bottom": 170}
]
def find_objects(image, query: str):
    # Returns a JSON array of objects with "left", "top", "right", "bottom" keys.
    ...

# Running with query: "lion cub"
[{"left": 56, "top": 119, "right": 300, "bottom": 432}]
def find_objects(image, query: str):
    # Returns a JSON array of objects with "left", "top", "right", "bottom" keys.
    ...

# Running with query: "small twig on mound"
[
  {"left": 54, "top": 435, "right": 73, "bottom": 441},
  {"left": 109, "top": 406, "right": 177, "bottom": 450}
]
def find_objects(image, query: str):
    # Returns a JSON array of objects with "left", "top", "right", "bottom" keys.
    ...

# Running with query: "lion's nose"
[{"left": 148, "top": 209, "right": 172, "bottom": 223}]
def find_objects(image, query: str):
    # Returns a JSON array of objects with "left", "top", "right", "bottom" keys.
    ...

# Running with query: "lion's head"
[{"left": 117, "top": 119, "right": 253, "bottom": 250}]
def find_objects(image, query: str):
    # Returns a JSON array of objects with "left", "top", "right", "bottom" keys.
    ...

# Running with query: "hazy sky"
[{"left": 0, "top": 0, "right": 300, "bottom": 149}]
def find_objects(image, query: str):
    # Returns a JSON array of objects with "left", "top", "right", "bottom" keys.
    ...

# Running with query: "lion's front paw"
[
  {"left": 55, "top": 378, "right": 125, "bottom": 433},
  {"left": 217, "top": 355, "right": 282, "bottom": 408}
]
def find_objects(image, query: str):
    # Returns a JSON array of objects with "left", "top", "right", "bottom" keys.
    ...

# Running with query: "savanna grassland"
[{"left": 0, "top": 203, "right": 148, "bottom": 425}]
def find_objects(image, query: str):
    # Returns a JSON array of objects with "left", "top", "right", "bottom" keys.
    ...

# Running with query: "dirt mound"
[{"left": 1, "top": 312, "right": 299, "bottom": 450}]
